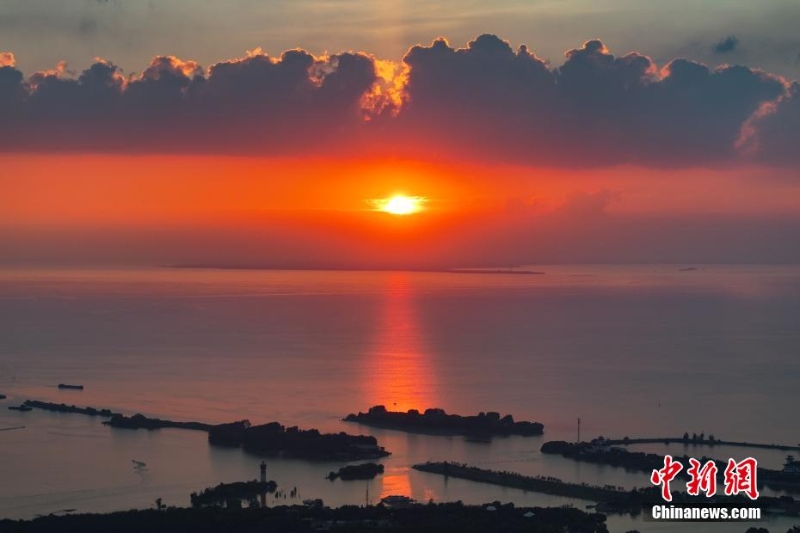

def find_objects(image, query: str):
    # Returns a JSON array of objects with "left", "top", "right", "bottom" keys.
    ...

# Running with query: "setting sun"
[{"left": 377, "top": 195, "right": 426, "bottom": 215}]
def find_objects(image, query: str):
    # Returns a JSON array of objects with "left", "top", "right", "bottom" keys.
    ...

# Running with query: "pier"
[
  {"left": 605, "top": 436, "right": 800, "bottom": 452},
  {"left": 23, "top": 400, "right": 120, "bottom": 418}
]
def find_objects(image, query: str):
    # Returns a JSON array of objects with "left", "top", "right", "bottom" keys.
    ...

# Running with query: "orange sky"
[
  {"left": 3, "top": 153, "right": 800, "bottom": 267},
  {"left": 4, "top": 154, "right": 800, "bottom": 226}
]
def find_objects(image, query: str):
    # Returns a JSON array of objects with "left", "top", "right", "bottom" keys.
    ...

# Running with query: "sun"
[{"left": 377, "top": 195, "right": 425, "bottom": 215}]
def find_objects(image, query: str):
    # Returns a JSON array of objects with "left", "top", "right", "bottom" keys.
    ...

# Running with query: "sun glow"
[{"left": 376, "top": 195, "right": 425, "bottom": 215}]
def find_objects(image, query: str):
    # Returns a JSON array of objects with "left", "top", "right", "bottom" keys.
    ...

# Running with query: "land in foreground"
[{"left": 0, "top": 503, "right": 609, "bottom": 533}]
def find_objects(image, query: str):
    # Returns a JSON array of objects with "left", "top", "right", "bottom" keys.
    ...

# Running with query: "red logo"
[
  {"left": 686, "top": 458, "right": 718, "bottom": 497},
  {"left": 651, "top": 455, "right": 683, "bottom": 502},
  {"left": 651, "top": 456, "right": 759, "bottom": 501},
  {"left": 723, "top": 457, "right": 759, "bottom": 500}
]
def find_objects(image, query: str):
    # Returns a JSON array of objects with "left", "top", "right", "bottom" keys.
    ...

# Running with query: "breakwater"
[
  {"left": 21, "top": 399, "right": 391, "bottom": 461},
  {"left": 412, "top": 461, "right": 626, "bottom": 502},
  {"left": 606, "top": 436, "right": 800, "bottom": 452}
]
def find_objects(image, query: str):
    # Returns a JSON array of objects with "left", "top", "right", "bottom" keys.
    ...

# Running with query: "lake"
[{"left": 1, "top": 265, "right": 798, "bottom": 531}]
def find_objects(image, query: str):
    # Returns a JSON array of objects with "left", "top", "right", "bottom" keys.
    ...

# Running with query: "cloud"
[
  {"left": 0, "top": 49, "right": 378, "bottom": 154},
  {"left": 0, "top": 52, "right": 15, "bottom": 67},
  {"left": 713, "top": 36, "right": 739, "bottom": 54},
  {"left": 556, "top": 189, "right": 620, "bottom": 218},
  {"left": 393, "top": 35, "right": 787, "bottom": 167},
  {"left": 737, "top": 81, "right": 800, "bottom": 165},
  {"left": 0, "top": 35, "right": 797, "bottom": 167}
]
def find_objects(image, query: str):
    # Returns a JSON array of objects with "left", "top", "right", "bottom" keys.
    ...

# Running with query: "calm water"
[{"left": 1, "top": 265, "right": 799, "bottom": 532}]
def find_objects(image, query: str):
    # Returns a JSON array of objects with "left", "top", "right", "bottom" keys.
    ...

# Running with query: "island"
[
  {"left": 344, "top": 406, "right": 544, "bottom": 437},
  {"left": 0, "top": 394, "right": 6, "bottom": 400},
  {"left": 209, "top": 421, "right": 390, "bottom": 461},
  {"left": 445, "top": 269, "right": 545, "bottom": 275},
  {"left": 327, "top": 463, "right": 384, "bottom": 481}
]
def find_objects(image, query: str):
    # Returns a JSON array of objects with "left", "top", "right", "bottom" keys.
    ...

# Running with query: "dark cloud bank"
[{"left": 1, "top": 34, "right": 799, "bottom": 168}]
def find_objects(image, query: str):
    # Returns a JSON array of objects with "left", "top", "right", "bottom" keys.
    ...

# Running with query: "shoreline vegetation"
[
  {"left": 190, "top": 481, "right": 277, "bottom": 509},
  {"left": 0, "top": 502, "right": 610, "bottom": 533},
  {"left": 18, "top": 400, "right": 389, "bottom": 461},
  {"left": 343, "top": 406, "right": 544, "bottom": 437}
]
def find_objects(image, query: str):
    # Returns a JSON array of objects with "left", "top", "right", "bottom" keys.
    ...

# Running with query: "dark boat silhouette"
[{"left": 58, "top": 384, "right": 84, "bottom": 390}]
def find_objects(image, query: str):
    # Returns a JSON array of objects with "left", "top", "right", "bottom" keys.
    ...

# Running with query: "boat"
[
  {"left": 380, "top": 495, "right": 416, "bottom": 508},
  {"left": 58, "top": 384, "right": 84, "bottom": 390},
  {"left": 8, "top": 405, "right": 32, "bottom": 412}
]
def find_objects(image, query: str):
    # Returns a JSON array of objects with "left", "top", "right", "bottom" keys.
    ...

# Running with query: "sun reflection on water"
[
  {"left": 362, "top": 273, "right": 440, "bottom": 500},
  {"left": 363, "top": 273, "right": 439, "bottom": 414}
]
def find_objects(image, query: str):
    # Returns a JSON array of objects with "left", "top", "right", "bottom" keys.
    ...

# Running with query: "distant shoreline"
[{"left": 169, "top": 264, "right": 544, "bottom": 274}]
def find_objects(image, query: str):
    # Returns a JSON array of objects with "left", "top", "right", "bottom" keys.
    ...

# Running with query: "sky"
[{"left": 2, "top": 0, "right": 800, "bottom": 267}]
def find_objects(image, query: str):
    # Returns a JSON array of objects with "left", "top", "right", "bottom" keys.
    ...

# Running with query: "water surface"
[{"left": 1, "top": 265, "right": 798, "bottom": 531}]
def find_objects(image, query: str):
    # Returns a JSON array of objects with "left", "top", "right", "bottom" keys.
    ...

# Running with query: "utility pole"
[
  {"left": 260, "top": 462, "right": 267, "bottom": 508},
  {"left": 577, "top": 417, "right": 581, "bottom": 443}
]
